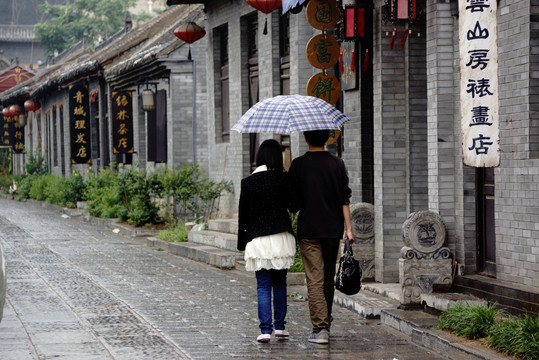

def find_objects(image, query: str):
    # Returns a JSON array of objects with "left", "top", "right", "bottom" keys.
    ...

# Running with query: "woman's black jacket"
[{"left": 237, "top": 170, "right": 293, "bottom": 251}]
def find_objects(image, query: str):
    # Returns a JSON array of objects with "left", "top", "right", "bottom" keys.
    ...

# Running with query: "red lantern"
[
  {"left": 9, "top": 104, "right": 22, "bottom": 116},
  {"left": 246, "top": 0, "right": 282, "bottom": 14},
  {"left": 2, "top": 107, "right": 11, "bottom": 118},
  {"left": 246, "top": 0, "right": 282, "bottom": 35},
  {"left": 24, "top": 99, "right": 41, "bottom": 112},
  {"left": 174, "top": 22, "right": 206, "bottom": 44},
  {"left": 174, "top": 22, "right": 206, "bottom": 60}
]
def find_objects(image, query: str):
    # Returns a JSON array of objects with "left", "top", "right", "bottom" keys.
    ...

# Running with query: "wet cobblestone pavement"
[{"left": 0, "top": 198, "right": 444, "bottom": 360}]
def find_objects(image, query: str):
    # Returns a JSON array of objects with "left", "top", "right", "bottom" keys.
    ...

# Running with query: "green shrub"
[
  {"left": 157, "top": 164, "right": 232, "bottom": 224},
  {"left": 157, "top": 223, "right": 188, "bottom": 242},
  {"left": 16, "top": 175, "right": 33, "bottom": 199},
  {"left": 158, "top": 164, "right": 200, "bottom": 223},
  {"left": 0, "top": 174, "right": 13, "bottom": 193},
  {"left": 117, "top": 167, "right": 161, "bottom": 226},
  {"left": 196, "top": 177, "right": 233, "bottom": 223},
  {"left": 25, "top": 151, "right": 48, "bottom": 176},
  {"left": 438, "top": 303, "right": 498, "bottom": 339},
  {"left": 487, "top": 315, "right": 539, "bottom": 360},
  {"left": 63, "top": 172, "right": 86, "bottom": 207},
  {"left": 42, "top": 175, "right": 66, "bottom": 205},
  {"left": 84, "top": 167, "right": 122, "bottom": 218},
  {"left": 28, "top": 174, "right": 51, "bottom": 201}
]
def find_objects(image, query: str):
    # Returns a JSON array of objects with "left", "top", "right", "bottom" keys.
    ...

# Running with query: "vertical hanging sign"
[
  {"left": 12, "top": 117, "right": 24, "bottom": 154},
  {"left": 69, "top": 83, "right": 91, "bottom": 164},
  {"left": 1, "top": 114, "right": 13, "bottom": 147},
  {"left": 459, "top": 0, "right": 499, "bottom": 167},
  {"left": 111, "top": 91, "right": 134, "bottom": 154}
]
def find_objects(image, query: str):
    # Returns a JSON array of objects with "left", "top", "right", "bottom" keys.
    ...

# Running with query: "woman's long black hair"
[{"left": 256, "top": 139, "right": 284, "bottom": 172}]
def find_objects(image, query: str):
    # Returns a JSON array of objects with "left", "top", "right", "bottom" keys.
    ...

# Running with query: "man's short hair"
[{"left": 304, "top": 130, "right": 330, "bottom": 147}]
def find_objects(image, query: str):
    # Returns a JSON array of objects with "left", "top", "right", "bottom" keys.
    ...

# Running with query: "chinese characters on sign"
[
  {"left": 69, "top": 83, "right": 91, "bottom": 164},
  {"left": 1, "top": 114, "right": 13, "bottom": 147},
  {"left": 111, "top": 91, "right": 134, "bottom": 154},
  {"left": 306, "top": 34, "right": 340, "bottom": 69},
  {"left": 459, "top": 0, "right": 499, "bottom": 167},
  {"left": 0, "top": 114, "right": 24, "bottom": 153},
  {"left": 12, "top": 117, "right": 24, "bottom": 153}
]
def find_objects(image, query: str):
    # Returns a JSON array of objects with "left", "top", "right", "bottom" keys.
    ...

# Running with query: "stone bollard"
[
  {"left": 350, "top": 202, "right": 375, "bottom": 280},
  {"left": 399, "top": 211, "right": 453, "bottom": 305}
]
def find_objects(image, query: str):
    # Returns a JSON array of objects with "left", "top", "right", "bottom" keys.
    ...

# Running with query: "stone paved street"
[{"left": 0, "top": 198, "right": 444, "bottom": 360}]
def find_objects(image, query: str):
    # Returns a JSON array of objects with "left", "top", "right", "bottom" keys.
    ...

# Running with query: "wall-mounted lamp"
[
  {"left": 137, "top": 81, "right": 158, "bottom": 112},
  {"left": 141, "top": 88, "right": 155, "bottom": 111}
]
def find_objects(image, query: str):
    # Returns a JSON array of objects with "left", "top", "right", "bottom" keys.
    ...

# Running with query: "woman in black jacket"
[{"left": 237, "top": 139, "right": 296, "bottom": 343}]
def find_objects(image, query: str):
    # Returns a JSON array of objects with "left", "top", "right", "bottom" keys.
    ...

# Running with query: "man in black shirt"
[{"left": 289, "top": 129, "right": 354, "bottom": 344}]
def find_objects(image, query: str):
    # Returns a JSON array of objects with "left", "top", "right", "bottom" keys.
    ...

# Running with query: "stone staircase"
[{"left": 147, "top": 219, "right": 243, "bottom": 269}]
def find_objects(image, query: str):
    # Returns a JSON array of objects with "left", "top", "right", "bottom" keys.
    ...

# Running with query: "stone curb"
[
  {"left": 381, "top": 309, "right": 510, "bottom": 360},
  {"left": 334, "top": 288, "right": 401, "bottom": 319}
]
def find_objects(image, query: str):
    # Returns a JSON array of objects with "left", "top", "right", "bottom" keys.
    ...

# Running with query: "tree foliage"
[{"left": 35, "top": 0, "right": 137, "bottom": 56}]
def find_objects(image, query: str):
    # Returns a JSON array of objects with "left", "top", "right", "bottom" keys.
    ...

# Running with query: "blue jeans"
[{"left": 255, "top": 269, "right": 288, "bottom": 334}]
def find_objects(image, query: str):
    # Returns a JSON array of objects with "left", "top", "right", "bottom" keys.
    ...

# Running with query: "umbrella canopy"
[
  {"left": 282, "top": 0, "right": 309, "bottom": 14},
  {"left": 231, "top": 94, "right": 350, "bottom": 134}
]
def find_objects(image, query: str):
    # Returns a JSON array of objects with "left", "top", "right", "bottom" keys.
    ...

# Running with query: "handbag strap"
[{"left": 344, "top": 237, "right": 353, "bottom": 256}]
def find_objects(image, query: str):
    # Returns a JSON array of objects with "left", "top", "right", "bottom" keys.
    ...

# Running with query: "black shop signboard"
[
  {"left": 69, "top": 83, "right": 91, "bottom": 164},
  {"left": 111, "top": 91, "right": 134, "bottom": 154}
]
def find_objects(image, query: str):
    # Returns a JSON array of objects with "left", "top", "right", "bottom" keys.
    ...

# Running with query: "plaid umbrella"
[
  {"left": 231, "top": 95, "right": 350, "bottom": 134},
  {"left": 282, "top": 0, "right": 309, "bottom": 14}
]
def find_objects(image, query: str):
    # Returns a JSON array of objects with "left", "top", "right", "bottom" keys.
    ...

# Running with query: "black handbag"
[{"left": 335, "top": 238, "right": 362, "bottom": 295}]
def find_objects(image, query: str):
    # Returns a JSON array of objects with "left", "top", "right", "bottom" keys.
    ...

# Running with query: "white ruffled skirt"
[{"left": 244, "top": 231, "right": 296, "bottom": 272}]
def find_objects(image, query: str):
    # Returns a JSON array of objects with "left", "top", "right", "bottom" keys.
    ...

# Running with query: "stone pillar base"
[{"left": 399, "top": 258, "right": 452, "bottom": 305}]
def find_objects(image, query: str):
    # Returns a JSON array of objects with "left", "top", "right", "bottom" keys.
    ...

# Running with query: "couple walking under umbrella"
[{"left": 234, "top": 95, "right": 355, "bottom": 344}]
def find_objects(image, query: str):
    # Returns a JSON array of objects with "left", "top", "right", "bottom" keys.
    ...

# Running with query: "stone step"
[
  {"left": 187, "top": 229, "right": 237, "bottom": 251},
  {"left": 381, "top": 308, "right": 509, "bottom": 360},
  {"left": 420, "top": 292, "right": 488, "bottom": 312},
  {"left": 333, "top": 286, "right": 401, "bottom": 319},
  {"left": 208, "top": 219, "right": 238, "bottom": 235},
  {"left": 147, "top": 237, "right": 242, "bottom": 269}
]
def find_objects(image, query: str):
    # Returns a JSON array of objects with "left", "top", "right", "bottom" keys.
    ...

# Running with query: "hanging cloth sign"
[
  {"left": 459, "top": 0, "right": 499, "bottom": 167},
  {"left": 111, "top": 91, "right": 134, "bottom": 154},
  {"left": 307, "top": 72, "right": 340, "bottom": 105},
  {"left": 12, "top": 117, "right": 24, "bottom": 154},
  {"left": 1, "top": 115, "right": 14, "bottom": 149},
  {"left": 69, "top": 83, "right": 91, "bottom": 164},
  {"left": 306, "top": 34, "right": 340, "bottom": 69},
  {"left": 306, "top": 0, "right": 340, "bottom": 30}
]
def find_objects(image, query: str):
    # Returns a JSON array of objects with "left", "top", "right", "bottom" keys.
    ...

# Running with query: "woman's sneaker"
[
  {"left": 274, "top": 330, "right": 289, "bottom": 338},
  {"left": 308, "top": 329, "right": 329, "bottom": 344},
  {"left": 257, "top": 334, "right": 271, "bottom": 343}
]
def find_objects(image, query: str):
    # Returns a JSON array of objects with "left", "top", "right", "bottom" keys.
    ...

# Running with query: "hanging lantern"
[
  {"left": 18, "top": 113, "right": 26, "bottom": 127},
  {"left": 9, "top": 104, "right": 23, "bottom": 117},
  {"left": 246, "top": 0, "right": 282, "bottom": 35},
  {"left": 173, "top": 22, "right": 206, "bottom": 60},
  {"left": 2, "top": 107, "right": 11, "bottom": 118},
  {"left": 246, "top": 0, "right": 282, "bottom": 13},
  {"left": 24, "top": 99, "right": 41, "bottom": 112},
  {"left": 141, "top": 88, "right": 155, "bottom": 111}
]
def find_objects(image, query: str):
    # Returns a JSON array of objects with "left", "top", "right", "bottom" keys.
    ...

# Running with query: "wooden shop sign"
[
  {"left": 306, "top": 34, "right": 340, "bottom": 69},
  {"left": 306, "top": 0, "right": 340, "bottom": 31},
  {"left": 307, "top": 72, "right": 340, "bottom": 105}
]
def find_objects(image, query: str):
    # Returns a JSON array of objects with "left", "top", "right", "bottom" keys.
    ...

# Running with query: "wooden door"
[{"left": 477, "top": 167, "right": 496, "bottom": 276}]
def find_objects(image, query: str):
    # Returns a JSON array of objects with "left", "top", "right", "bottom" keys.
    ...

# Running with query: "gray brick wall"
[
  {"left": 373, "top": 2, "right": 410, "bottom": 282},
  {"left": 496, "top": 0, "right": 539, "bottom": 288}
]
